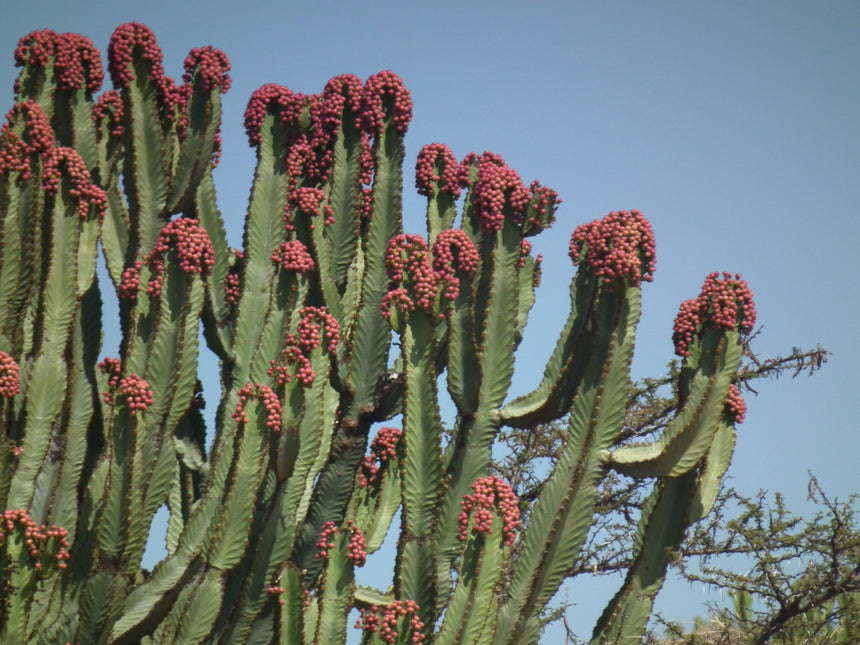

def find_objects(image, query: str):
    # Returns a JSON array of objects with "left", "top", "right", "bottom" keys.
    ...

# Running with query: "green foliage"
[{"left": 0, "top": 24, "right": 766, "bottom": 644}]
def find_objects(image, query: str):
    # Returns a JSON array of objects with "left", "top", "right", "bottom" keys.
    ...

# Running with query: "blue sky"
[{"left": 2, "top": 1, "right": 858, "bottom": 639}]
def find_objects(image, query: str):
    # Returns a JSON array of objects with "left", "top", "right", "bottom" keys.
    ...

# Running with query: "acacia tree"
[
  {"left": 497, "top": 346, "right": 856, "bottom": 645},
  {"left": 0, "top": 23, "right": 799, "bottom": 644}
]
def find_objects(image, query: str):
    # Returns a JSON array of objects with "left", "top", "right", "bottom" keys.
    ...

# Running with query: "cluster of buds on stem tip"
[
  {"left": 232, "top": 383, "right": 282, "bottom": 432},
  {"left": 15, "top": 29, "right": 104, "bottom": 93},
  {"left": 0, "top": 350, "right": 21, "bottom": 398},
  {"left": 457, "top": 476, "right": 521, "bottom": 547},
  {"left": 569, "top": 209, "right": 656, "bottom": 290},
  {"left": 358, "top": 426, "right": 401, "bottom": 488},
  {"left": 1, "top": 509, "right": 71, "bottom": 573},
  {"left": 356, "top": 600, "right": 426, "bottom": 644},
  {"left": 724, "top": 383, "right": 747, "bottom": 424},
  {"left": 672, "top": 272, "right": 756, "bottom": 357}
]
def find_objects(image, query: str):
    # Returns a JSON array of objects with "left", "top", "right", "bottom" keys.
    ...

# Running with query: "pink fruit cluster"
[
  {"left": 270, "top": 240, "right": 315, "bottom": 273},
  {"left": 182, "top": 46, "right": 231, "bottom": 93},
  {"left": 14, "top": 29, "right": 103, "bottom": 93},
  {"left": 243, "top": 71, "right": 410, "bottom": 195},
  {"left": 296, "top": 306, "right": 341, "bottom": 355},
  {"left": 266, "top": 584, "right": 286, "bottom": 606},
  {"left": 99, "top": 359, "right": 154, "bottom": 415},
  {"left": 432, "top": 229, "right": 480, "bottom": 300},
  {"left": 724, "top": 383, "right": 747, "bottom": 424},
  {"left": 346, "top": 521, "right": 368, "bottom": 567},
  {"left": 382, "top": 231, "right": 479, "bottom": 320},
  {"left": 232, "top": 383, "right": 282, "bottom": 432},
  {"left": 318, "top": 74, "right": 364, "bottom": 139},
  {"left": 457, "top": 476, "right": 521, "bottom": 547},
  {"left": 225, "top": 249, "right": 243, "bottom": 307},
  {"left": 268, "top": 306, "right": 339, "bottom": 388},
  {"left": 284, "top": 186, "right": 334, "bottom": 229},
  {"left": 569, "top": 210, "right": 656, "bottom": 290},
  {"left": 415, "top": 143, "right": 463, "bottom": 199},
  {"left": 358, "top": 426, "right": 402, "bottom": 488},
  {"left": 356, "top": 599, "right": 426, "bottom": 644},
  {"left": 0, "top": 351, "right": 21, "bottom": 398},
  {"left": 0, "top": 101, "right": 54, "bottom": 180},
  {"left": 382, "top": 234, "right": 438, "bottom": 318},
  {"left": 468, "top": 152, "right": 530, "bottom": 232},
  {"left": 117, "top": 262, "right": 142, "bottom": 300},
  {"left": 98, "top": 356, "right": 122, "bottom": 385},
  {"left": 243, "top": 83, "right": 305, "bottom": 147},
  {"left": 1, "top": 508, "right": 71, "bottom": 572},
  {"left": 268, "top": 345, "right": 315, "bottom": 388},
  {"left": 315, "top": 521, "right": 338, "bottom": 559},
  {"left": 118, "top": 374, "right": 154, "bottom": 415},
  {"left": 151, "top": 218, "right": 216, "bottom": 275},
  {"left": 92, "top": 90, "right": 124, "bottom": 137},
  {"left": 107, "top": 23, "right": 223, "bottom": 140},
  {"left": 360, "top": 70, "right": 413, "bottom": 136},
  {"left": 672, "top": 272, "right": 756, "bottom": 357},
  {"left": 107, "top": 22, "right": 169, "bottom": 92},
  {"left": 523, "top": 180, "right": 561, "bottom": 234},
  {"left": 142, "top": 218, "right": 215, "bottom": 298},
  {"left": 314, "top": 520, "right": 367, "bottom": 567},
  {"left": 42, "top": 146, "right": 108, "bottom": 222}
]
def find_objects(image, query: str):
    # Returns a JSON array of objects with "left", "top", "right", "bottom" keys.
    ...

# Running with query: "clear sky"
[{"left": 2, "top": 1, "right": 858, "bottom": 640}]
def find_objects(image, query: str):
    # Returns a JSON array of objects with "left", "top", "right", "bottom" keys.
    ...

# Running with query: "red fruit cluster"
[
  {"left": 270, "top": 240, "right": 315, "bottom": 273},
  {"left": 182, "top": 46, "right": 231, "bottom": 93},
  {"left": 268, "top": 345, "right": 315, "bottom": 388},
  {"left": 225, "top": 249, "right": 243, "bottom": 306},
  {"left": 0, "top": 509, "right": 71, "bottom": 573},
  {"left": 14, "top": 30, "right": 103, "bottom": 93},
  {"left": 314, "top": 520, "right": 367, "bottom": 566},
  {"left": 232, "top": 383, "right": 282, "bottom": 431},
  {"left": 107, "top": 22, "right": 169, "bottom": 91},
  {"left": 724, "top": 383, "right": 747, "bottom": 424},
  {"left": 0, "top": 101, "right": 55, "bottom": 181},
  {"left": 382, "top": 234, "right": 438, "bottom": 318},
  {"left": 519, "top": 239, "right": 533, "bottom": 268},
  {"left": 356, "top": 600, "right": 425, "bottom": 644},
  {"left": 358, "top": 426, "right": 402, "bottom": 488},
  {"left": 296, "top": 306, "right": 341, "bottom": 355},
  {"left": 346, "top": 521, "right": 367, "bottom": 567},
  {"left": 144, "top": 218, "right": 215, "bottom": 297},
  {"left": 117, "top": 262, "right": 142, "bottom": 300},
  {"left": 98, "top": 356, "right": 122, "bottom": 403},
  {"left": 13, "top": 29, "right": 55, "bottom": 69},
  {"left": 415, "top": 143, "right": 462, "bottom": 199},
  {"left": 382, "top": 231, "right": 481, "bottom": 320},
  {"left": 431, "top": 229, "right": 480, "bottom": 300},
  {"left": 243, "top": 84, "right": 303, "bottom": 147},
  {"left": 266, "top": 584, "right": 286, "bottom": 606},
  {"left": 469, "top": 152, "right": 530, "bottom": 232},
  {"left": 523, "top": 180, "right": 561, "bottom": 234},
  {"left": 569, "top": 209, "right": 656, "bottom": 290},
  {"left": 286, "top": 186, "right": 334, "bottom": 228},
  {"left": 92, "top": 90, "right": 124, "bottom": 137},
  {"left": 360, "top": 70, "right": 412, "bottom": 137},
  {"left": 671, "top": 272, "right": 756, "bottom": 357},
  {"left": 0, "top": 351, "right": 21, "bottom": 398},
  {"left": 152, "top": 218, "right": 215, "bottom": 275},
  {"left": 315, "top": 520, "right": 338, "bottom": 559},
  {"left": 457, "top": 476, "right": 521, "bottom": 547},
  {"left": 118, "top": 374, "right": 154, "bottom": 415},
  {"left": 42, "top": 146, "right": 108, "bottom": 222},
  {"left": 318, "top": 74, "right": 364, "bottom": 138},
  {"left": 98, "top": 356, "right": 122, "bottom": 383}
]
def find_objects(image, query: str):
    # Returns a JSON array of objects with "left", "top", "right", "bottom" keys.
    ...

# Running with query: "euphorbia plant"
[{"left": 0, "top": 23, "right": 758, "bottom": 644}]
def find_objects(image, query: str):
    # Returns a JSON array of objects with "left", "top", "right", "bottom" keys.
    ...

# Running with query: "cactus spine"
[{"left": 0, "top": 23, "right": 758, "bottom": 644}]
